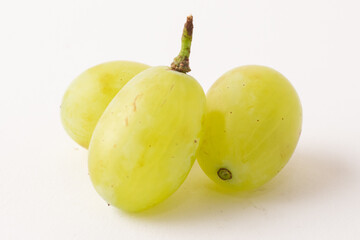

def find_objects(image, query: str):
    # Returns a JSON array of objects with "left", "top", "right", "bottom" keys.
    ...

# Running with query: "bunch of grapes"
[{"left": 61, "top": 16, "right": 302, "bottom": 212}]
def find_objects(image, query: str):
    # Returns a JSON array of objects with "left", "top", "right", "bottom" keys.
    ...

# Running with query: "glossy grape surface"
[
  {"left": 197, "top": 65, "right": 302, "bottom": 190},
  {"left": 60, "top": 61, "right": 150, "bottom": 148},
  {"left": 88, "top": 66, "right": 206, "bottom": 212}
]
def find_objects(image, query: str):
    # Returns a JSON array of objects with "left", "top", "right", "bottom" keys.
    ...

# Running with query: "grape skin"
[
  {"left": 197, "top": 65, "right": 302, "bottom": 190},
  {"left": 60, "top": 61, "right": 150, "bottom": 148},
  {"left": 88, "top": 66, "right": 206, "bottom": 212}
]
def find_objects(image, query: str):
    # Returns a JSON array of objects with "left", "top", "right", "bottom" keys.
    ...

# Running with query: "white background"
[{"left": 1, "top": 0, "right": 359, "bottom": 239}]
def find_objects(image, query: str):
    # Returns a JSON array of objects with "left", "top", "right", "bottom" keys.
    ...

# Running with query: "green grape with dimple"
[
  {"left": 88, "top": 16, "right": 206, "bottom": 212},
  {"left": 197, "top": 65, "right": 302, "bottom": 190},
  {"left": 61, "top": 61, "right": 150, "bottom": 148}
]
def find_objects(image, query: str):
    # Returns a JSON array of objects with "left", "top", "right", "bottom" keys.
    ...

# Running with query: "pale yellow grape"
[
  {"left": 61, "top": 61, "right": 150, "bottom": 148},
  {"left": 88, "top": 66, "right": 206, "bottom": 212},
  {"left": 197, "top": 65, "right": 302, "bottom": 190}
]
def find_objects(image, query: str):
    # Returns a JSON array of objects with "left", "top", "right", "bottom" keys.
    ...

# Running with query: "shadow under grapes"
[{"left": 120, "top": 146, "right": 353, "bottom": 223}]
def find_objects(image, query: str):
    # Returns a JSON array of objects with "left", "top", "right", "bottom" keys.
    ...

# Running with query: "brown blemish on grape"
[
  {"left": 113, "top": 144, "right": 117, "bottom": 148},
  {"left": 230, "top": 112, "right": 232, "bottom": 114},
  {"left": 132, "top": 94, "right": 142, "bottom": 112},
  {"left": 194, "top": 139, "right": 197, "bottom": 143},
  {"left": 107, "top": 203, "right": 110, "bottom": 206},
  {"left": 125, "top": 117, "right": 128, "bottom": 126},
  {"left": 282, "top": 117, "right": 284, "bottom": 120},
  {"left": 257, "top": 119, "right": 259, "bottom": 122}
]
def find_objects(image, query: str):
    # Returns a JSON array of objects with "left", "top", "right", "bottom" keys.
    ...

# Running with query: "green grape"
[
  {"left": 197, "top": 65, "right": 302, "bottom": 190},
  {"left": 61, "top": 61, "right": 150, "bottom": 148},
  {"left": 88, "top": 16, "right": 206, "bottom": 212}
]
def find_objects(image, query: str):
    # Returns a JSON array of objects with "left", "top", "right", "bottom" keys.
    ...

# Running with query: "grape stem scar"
[{"left": 217, "top": 168, "right": 232, "bottom": 180}]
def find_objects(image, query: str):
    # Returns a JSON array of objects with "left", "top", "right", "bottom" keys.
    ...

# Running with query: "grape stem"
[{"left": 171, "top": 15, "right": 193, "bottom": 73}]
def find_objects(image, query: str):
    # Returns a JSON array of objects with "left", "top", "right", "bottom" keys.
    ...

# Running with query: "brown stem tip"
[{"left": 185, "top": 15, "right": 193, "bottom": 37}]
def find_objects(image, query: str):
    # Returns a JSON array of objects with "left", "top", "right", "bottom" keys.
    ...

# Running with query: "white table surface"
[{"left": 1, "top": 0, "right": 359, "bottom": 239}]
